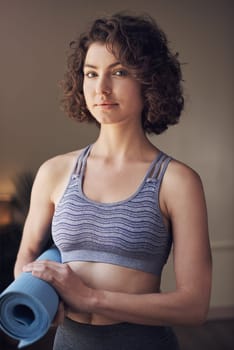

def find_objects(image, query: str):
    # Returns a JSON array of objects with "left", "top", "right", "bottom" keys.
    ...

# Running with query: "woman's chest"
[{"left": 82, "top": 160, "right": 152, "bottom": 203}]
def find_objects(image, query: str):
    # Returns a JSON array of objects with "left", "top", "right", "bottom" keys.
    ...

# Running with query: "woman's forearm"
[
  {"left": 92, "top": 287, "right": 209, "bottom": 326},
  {"left": 14, "top": 246, "right": 40, "bottom": 278},
  {"left": 14, "top": 231, "right": 48, "bottom": 278}
]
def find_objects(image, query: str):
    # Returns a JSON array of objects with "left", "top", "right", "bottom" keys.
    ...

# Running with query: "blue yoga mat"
[{"left": 0, "top": 245, "right": 61, "bottom": 348}]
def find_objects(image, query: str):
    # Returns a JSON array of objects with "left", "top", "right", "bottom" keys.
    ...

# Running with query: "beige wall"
[{"left": 0, "top": 0, "right": 233, "bottom": 312}]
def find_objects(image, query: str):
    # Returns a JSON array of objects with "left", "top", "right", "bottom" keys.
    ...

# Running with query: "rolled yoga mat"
[{"left": 0, "top": 245, "right": 61, "bottom": 348}]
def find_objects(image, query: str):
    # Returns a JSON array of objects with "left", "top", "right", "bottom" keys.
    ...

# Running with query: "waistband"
[{"left": 64, "top": 317, "right": 173, "bottom": 337}]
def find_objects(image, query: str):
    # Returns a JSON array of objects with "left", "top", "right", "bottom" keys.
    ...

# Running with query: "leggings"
[{"left": 53, "top": 317, "right": 180, "bottom": 350}]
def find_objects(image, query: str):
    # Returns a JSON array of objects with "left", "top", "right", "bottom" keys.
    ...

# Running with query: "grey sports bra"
[{"left": 52, "top": 145, "right": 173, "bottom": 276}]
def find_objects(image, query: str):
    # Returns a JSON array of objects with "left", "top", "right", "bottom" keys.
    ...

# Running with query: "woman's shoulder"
[
  {"left": 42, "top": 148, "right": 86, "bottom": 170},
  {"left": 159, "top": 156, "right": 206, "bottom": 222},
  {"left": 35, "top": 148, "right": 85, "bottom": 182},
  {"left": 30, "top": 148, "right": 86, "bottom": 202},
  {"left": 163, "top": 157, "right": 205, "bottom": 202},
  {"left": 166, "top": 158, "right": 202, "bottom": 184}
]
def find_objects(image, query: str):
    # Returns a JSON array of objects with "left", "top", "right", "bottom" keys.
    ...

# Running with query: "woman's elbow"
[{"left": 185, "top": 302, "right": 210, "bottom": 326}]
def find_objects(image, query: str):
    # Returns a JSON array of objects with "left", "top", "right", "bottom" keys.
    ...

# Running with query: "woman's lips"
[{"left": 95, "top": 102, "right": 118, "bottom": 108}]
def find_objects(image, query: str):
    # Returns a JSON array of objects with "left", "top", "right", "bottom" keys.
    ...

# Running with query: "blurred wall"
[{"left": 0, "top": 0, "right": 233, "bottom": 315}]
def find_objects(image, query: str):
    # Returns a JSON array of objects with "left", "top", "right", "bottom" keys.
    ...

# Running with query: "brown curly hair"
[{"left": 60, "top": 12, "right": 184, "bottom": 134}]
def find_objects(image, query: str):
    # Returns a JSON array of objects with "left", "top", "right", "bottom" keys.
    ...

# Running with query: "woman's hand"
[{"left": 23, "top": 260, "right": 96, "bottom": 314}]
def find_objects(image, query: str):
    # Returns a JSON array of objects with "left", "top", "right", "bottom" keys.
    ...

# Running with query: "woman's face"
[{"left": 83, "top": 42, "right": 143, "bottom": 127}]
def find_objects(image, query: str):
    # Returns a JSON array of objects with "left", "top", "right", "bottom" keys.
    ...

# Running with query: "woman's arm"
[
  {"left": 14, "top": 159, "right": 55, "bottom": 277},
  {"left": 23, "top": 161, "right": 212, "bottom": 326}
]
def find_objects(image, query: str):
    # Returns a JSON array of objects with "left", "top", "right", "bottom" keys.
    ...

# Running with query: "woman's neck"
[{"left": 92, "top": 124, "right": 157, "bottom": 161}]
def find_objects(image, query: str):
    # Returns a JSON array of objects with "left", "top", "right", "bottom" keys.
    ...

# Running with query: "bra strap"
[
  {"left": 73, "top": 144, "right": 92, "bottom": 177},
  {"left": 150, "top": 153, "right": 172, "bottom": 182}
]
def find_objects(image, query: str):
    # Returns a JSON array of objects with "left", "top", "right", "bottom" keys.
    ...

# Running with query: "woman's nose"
[{"left": 95, "top": 76, "right": 112, "bottom": 95}]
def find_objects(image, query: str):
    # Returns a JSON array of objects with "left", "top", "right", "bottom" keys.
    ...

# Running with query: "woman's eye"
[
  {"left": 85, "top": 71, "right": 97, "bottom": 78},
  {"left": 113, "top": 70, "right": 128, "bottom": 77}
]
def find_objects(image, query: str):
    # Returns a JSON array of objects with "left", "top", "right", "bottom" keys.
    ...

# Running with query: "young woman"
[{"left": 14, "top": 12, "right": 212, "bottom": 349}]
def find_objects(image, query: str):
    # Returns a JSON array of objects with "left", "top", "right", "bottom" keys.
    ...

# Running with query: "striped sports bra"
[{"left": 52, "top": 145, "right": 173, "bottom": 276}]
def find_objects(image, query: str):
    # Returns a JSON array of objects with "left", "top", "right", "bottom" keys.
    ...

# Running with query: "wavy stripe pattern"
[{"left": 52, "top": 150, "right": 172, "bottom": 275}]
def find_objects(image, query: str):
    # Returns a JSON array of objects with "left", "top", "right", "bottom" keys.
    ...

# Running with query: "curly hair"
[{"left": 60, "top": 12, "right": 184, "bottom": 134}]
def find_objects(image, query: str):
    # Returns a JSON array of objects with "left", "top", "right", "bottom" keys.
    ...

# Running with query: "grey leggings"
[{"left": 53, "top": 318, "right": 180, "bottom": 350}]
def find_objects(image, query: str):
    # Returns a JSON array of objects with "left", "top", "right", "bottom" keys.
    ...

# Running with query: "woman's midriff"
[{"left": 66, "top": 261, "right": 161, "bottom": 325}]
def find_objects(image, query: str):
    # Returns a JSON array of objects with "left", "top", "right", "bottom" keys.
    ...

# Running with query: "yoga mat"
[{"left": 0, "top": 245, "right": 61, "bottom": 348}]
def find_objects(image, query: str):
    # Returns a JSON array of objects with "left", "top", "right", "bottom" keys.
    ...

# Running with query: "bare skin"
[{"left": 15, "top": 42, "right": 212, "bottom": 327}]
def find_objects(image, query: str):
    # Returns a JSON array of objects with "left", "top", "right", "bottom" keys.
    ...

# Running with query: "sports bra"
[{"left": 52, "top": 145, "right": 173, "bottom": 276}]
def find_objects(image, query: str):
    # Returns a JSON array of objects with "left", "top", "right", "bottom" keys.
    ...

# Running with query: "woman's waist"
[
  {"left": 67, "top": 311, "right": 124, "bottom": 325},
  {"left": 65, "top": 261, "right": 161, "bottom": 325},
  {"left": 67, "top": 260, "right": 161, "bottom": 293}
]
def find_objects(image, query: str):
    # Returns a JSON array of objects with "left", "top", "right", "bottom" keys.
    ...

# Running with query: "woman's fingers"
[
  {"left": 23, "top": 260, "right": 94, "bottom": 313},
  {"left": 23, "top": 260, "right": 65, "bottom": 283}
]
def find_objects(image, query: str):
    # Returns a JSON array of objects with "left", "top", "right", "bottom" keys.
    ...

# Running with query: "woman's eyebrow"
[{"left": 84, "top": 61, "right": 122, "bottom": 69}]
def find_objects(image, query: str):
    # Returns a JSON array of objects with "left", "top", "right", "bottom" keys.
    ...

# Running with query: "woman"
[{"left": 14, "top": 12, "right": 212, "bottom": 349}]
